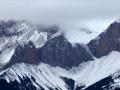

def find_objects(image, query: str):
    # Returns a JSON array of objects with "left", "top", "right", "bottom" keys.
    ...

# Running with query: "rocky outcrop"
[
  {"left": 0, "top": 76, "right": 38, "bottom": 90},
  {"left": 3, "top": 41, "right": 38, "bottom": 69},
  {"left": 84, "top": 71, "right": 120, "bottom": 90},
  {"left": 62, "top": 77, "right": 75, "bottom": 90},
  {"left": 2, "top": 34, "right": 93, "bottom": 69},
  {"left": 88, "top": 22, "right": 120, "bottom": 58},
  {"left": 37, "top": 35, "right": 93, "bottom": 68},
  {"left": 84, "top": 76, "right": 114, "bottom": 90}
]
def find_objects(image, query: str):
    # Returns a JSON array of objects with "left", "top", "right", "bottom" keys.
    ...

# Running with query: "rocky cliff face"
[
  {"left": 37, "top": 35, "right": 93, "bottom": 68},
  {"left": 4, "top": 34, "right": 93, "bottom": 69},
  {"left": 88, "top": 22, "right": 120, "bottom": 58},
  {"left": 3, "top": 41, "right": 38, "bottom": 70},
  {"left": 0, "top": 20, "right": 93, "bottom": 69},
  {"left": 3, "top": 21, "right": 120, "bottom": 68}
]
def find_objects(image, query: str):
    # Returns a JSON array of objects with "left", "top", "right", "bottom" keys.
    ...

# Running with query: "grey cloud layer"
[
  {"left": 0, "top": 0, "right": 119, "bottom": 43},
  {"left": 0, "top": 0, "right": 120, "bottom": 24}
]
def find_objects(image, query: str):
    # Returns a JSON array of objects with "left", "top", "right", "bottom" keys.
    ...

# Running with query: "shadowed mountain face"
[
  {"left": 0, "top": 76, "right": 38, "bottom": 90},
  {"left": 0, "top": 20, "right": 93, "bottom": 69},
  {"left": 84, "top": 76, "right": 114, "bottom": 90},
  {"left": 3, "top": 21, "right": 120, "bottom": 69},
  {"left": 4, "top": 35, "right": 93, "bottom": 69},
  {"left": 1, "top": 20, "right": 120, "bottom": 68},
  {"left": 3, "top": 41, "right": 38, "bottom": 70},
  {"left": 37, "top": 35, "right": 93, "bottom": 68},
  {"left": 88, "top": 22, "right": 120, "bottom": 58}
]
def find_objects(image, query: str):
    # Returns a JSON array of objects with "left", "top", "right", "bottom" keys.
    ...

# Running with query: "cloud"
[
  {"left": 0, "top": 0, "right": 119, "bottom": 23},
  {"left": 59, "top": 18, "right": 116, "bottom": 43},
  {"left": 0, "top": 0, "right": 119, "bottom": 43}
]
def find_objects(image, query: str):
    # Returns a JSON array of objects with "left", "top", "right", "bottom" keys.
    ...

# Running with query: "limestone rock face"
[
  {"left": 88, "top": 22, "right": 120, "bottom": 58},
  {"left": 38, "top": 35, "right": 93, "bottom": 68},
  {"left": 3, "top": 41, "right": 38, "bottom": 69}
]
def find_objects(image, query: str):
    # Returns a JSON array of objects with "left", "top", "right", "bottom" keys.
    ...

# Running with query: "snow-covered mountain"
[
  {"left": 0, "top": 21, "right": 47, "bottom": 65},
  {"left": 0, "top": 20, "right": 120, "bottom": 90}
]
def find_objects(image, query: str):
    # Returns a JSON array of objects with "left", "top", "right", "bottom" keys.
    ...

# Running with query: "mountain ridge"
[{"left": 0, "top": 20, "right": 120, "bottom": 90}]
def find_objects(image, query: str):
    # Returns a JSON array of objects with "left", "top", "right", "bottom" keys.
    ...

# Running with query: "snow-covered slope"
[
  {"left": 46, "top": 51, "right": 120, "bottom": 88},
  {"left": 0, "top": 63, "right": 70, "bottom": 90},
  {"left": 73, "top": 51, "right": 120, "bottom": 87},
  {"left": 1, "top": 51, "right": 120, "bottom": 90},
  {"left": 51, "top": 51, "right": 120, "bottom": 88},
  {"left": 0, "top": 21, "right": 48, "bottom": 65}
]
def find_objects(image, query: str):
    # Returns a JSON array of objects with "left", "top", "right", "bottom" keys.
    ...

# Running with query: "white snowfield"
[{"left": 0, "top": 51, "right": 120, "bottom": 90}]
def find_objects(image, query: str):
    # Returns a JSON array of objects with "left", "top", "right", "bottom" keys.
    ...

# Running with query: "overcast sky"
[
  {"left": 0, "top": 0, "right": 120, "bottom": 43},
  {"left": 0, "top": 0, "right": 120, "bottom": 24}
]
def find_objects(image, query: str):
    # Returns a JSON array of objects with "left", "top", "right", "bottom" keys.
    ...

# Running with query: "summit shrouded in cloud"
[{"left": 0, "top": 0, "right": 119, "bottom": 43}]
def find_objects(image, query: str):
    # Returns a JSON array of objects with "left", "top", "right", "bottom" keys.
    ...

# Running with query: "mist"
[
  {"left": 0, "top": 0, "right": 119, "bottom": 23},
  {"left": 0, "top": 0, "right": 120, "bottom": 43}
]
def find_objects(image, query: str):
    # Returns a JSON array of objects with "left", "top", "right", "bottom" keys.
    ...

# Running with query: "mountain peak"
[{"left": 88, "top": 21, "right": 120, "bottom": 58}]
